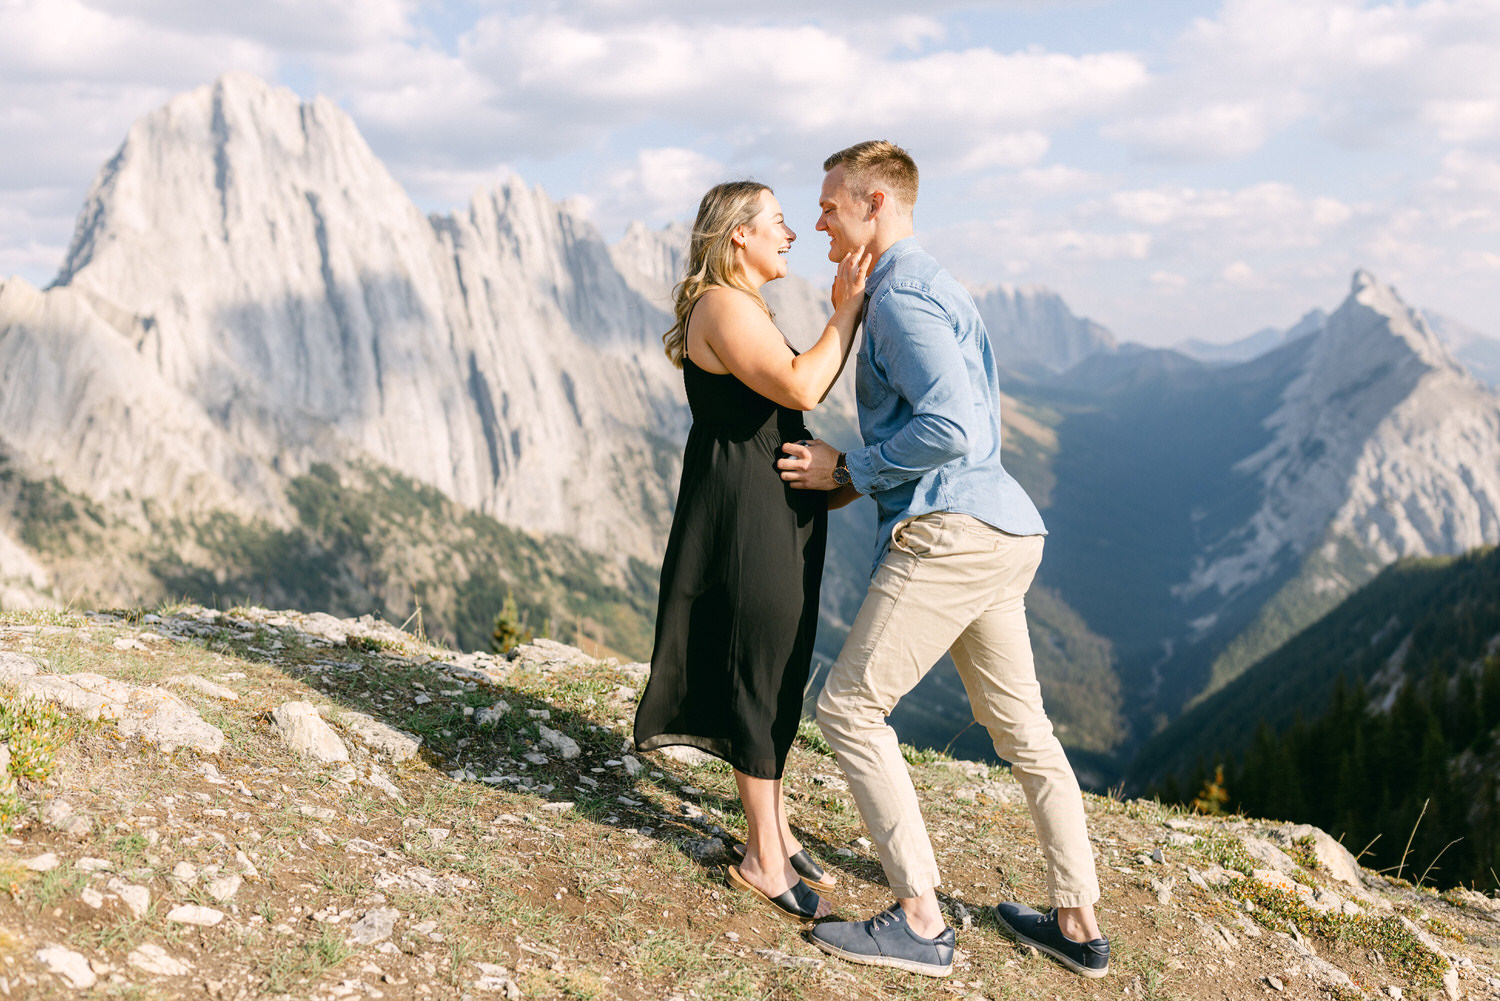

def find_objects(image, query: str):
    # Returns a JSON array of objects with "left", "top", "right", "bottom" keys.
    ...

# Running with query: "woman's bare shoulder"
[{"left": 694, "top": 285, "right": 765, "bottom": 319}]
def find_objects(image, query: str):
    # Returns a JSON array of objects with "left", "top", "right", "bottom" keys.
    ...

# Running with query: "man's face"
[{"left": 816, "top": 164, "right": 875, "bottom": 263}]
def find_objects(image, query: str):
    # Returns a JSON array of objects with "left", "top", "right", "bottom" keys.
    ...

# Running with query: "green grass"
[
  {"left": 899, "top": 742, "right": 946, "bottom": 767},
  {"left": 1224, "top": 876, "right": 1448, "bottom": 989},
  {"left": 67, "top": 910, "right": 153, "bottom": 955},
  {"left": 1193, "top": 832, "right": 1256, "bottom": 876},
  {"left": 0, "top": 690, "right": 87, "bottom": 831},
  {"left": 27, "top": 867, "right": 89, "bottom": 912},
  {"left": 261, "top": 926, "right": 354, "bottom": 994},
  {"left": 794, "top": 718, "right": 831, "bottom": 756}
]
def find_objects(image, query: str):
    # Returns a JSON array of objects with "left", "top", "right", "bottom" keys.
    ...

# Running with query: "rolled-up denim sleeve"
[{"left": 844, "top": 286, "right": 974, "bottom": 494}]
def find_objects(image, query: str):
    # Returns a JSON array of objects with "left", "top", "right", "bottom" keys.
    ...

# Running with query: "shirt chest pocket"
[{"left": 855, "top": 353, "right": 892, "bottom": 412}]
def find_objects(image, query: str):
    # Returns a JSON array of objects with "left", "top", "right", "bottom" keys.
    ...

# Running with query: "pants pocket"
[
  {"left": 891, "top": 514, "right": 950, "bottom": 558},
  {"left": 893, "top": 513, "right": 1006, "bottom": 559}
]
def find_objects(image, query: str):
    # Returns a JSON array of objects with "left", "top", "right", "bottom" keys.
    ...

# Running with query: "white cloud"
[
  {"left": 1311, "top": 197, "right": 1352, "bottom": 227},
  {"left": 0, "top": 0, "right": 275, "bottom": 85},
  {"left": 562, "top": 1, "right": 1059, "bottom": 33},
  {"left": 336, "top": 12, "right": 1150, "bottom": 170},
  {"left": 1221, "top": 260, "right": 1256, "bottom": 285},
  {"left": 84, "top": 0, "right": 415, "bottom": 52},
  {"left": 323, "top": 40, "right": 514, "bottom": 160},
  {"left": 936, "top": 214, "right": 1152, "bottom": 282},
  {"left": 1098, "top": 183, "right": 1358, "bottom": 254},
  {"left": 936, "top": 179, "right": 1368, "bottom": 289},
  {"left": 1105, "top": 100, "right": 1301, "bottom": 162},
  {"left": 1423, "top": 99, "right": 1500, "bottom": 145},
  {"left": 0, "top": 186, "right": 75, "bottom": 282},
  {"left": 1459, "top": 250, "right": 1500, "bottom": 272},
  {"left": 1105, "top": 0, "right": 1500, "bottom": 161},
  {"left": 955, "top": 132, "right": 1051, "bottom": 172},
  {"left": 0, "top": 81, "right": 179, "bottom": 191},
  {"left": 1431, "top": 149, "right": 1500, "bottom": 198},
  {"left": 970, "top": 164, "right": 1114, "bottom": 201},
  {"left": 592, "top": 147, "right": 728, "bottom": 231}
]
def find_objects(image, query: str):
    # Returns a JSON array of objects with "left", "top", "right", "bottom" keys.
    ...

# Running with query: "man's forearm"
[{"left": 845, "top": 413, "right": 970, "bottom": 494}]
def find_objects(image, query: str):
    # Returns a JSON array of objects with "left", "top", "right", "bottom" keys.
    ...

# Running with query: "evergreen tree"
[
  {"left": 1160, "top": 546, "right": 1500, "bottom": 889},
  {"left": 490, "top": 591, "right": 533, "bottom": 653}
]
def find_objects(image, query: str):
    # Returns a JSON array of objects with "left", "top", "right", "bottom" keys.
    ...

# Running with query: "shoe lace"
[{"left": 870, "top": 905, "right": 904, "bottom": 931}]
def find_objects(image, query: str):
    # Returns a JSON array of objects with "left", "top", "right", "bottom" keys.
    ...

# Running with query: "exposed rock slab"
[
  {"left": 336, "top": 710, "right": 421, "bottom": 761},
  {"left": 537, "top": 724, "right": 581, "bottom": 760},
  {"left": 1265, "top": 824, "right": 1365, "bottom": 888},
  {"left": 127, "top": 943, "right": 193, "bottom": 976},
  {"left": 115, "top": 687, "right": 225, "bottom": 753},
  {"left": 166, "top": 904, "right": 224, "bottom": 927},
  {"left": 270, "top": 701, "right": 349, "bottom": 763},
  {"left": 166, "top": 674, "right": 239, "bottom": 701},
  {"left": 508, "top": 639, "right": 593, "bottom": 671},
  {"left": 3, "top": 661, "right": 223, "bottom": 753},
  {"left": 348, "top": 907, "right": 399, "bottom": 945},
  {"left": 35, "top": 945, "right": 95, "bottom": 988}
]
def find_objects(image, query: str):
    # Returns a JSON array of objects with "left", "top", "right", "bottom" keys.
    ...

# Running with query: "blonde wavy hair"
[{"left": 663, "top": 181, "right": 773, "bottom": 368}]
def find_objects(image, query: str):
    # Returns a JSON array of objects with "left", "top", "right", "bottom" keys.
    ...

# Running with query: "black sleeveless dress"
[{"left": 633, "top": 356, "right": 828, "bottom": 779}]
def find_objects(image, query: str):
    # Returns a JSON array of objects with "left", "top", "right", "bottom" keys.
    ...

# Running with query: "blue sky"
[{"left": 2, "top": 0, "right": 1497, "bottom": 345}]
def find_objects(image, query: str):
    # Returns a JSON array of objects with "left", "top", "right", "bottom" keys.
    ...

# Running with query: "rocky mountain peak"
[
  {"left": 609, "top": 220, "right": 689, "bottom": 306},
  {"left": 56, "top": 72, "right": 400, "bottom": 296},
  {"left": 3, "top": 71, "right": 699, "bottom": 564},
  {"left": 1337, "top": 269, "right": 1455, "bottom": 372},
  {"left": 971, "top": 282, "right": 1117, "bottom": 375},
  {"left": 1279, "top": 271, "right": 1464, "bottom": 449},
  {"left": 1173, "top": 268, "right": 1500, "bottom": 615}
]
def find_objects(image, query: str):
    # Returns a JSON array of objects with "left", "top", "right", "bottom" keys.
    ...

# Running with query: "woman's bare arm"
[
  {"left": 825, "top": 483, "right": 862, "bottom": 510},
  {"left": 690, "top": 248, "right": 869, "bottom": 411}
]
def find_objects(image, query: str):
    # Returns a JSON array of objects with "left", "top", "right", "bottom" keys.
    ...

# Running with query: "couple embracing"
[{"left": 634, "top": 141, "right": 1110, "bottom": 980}]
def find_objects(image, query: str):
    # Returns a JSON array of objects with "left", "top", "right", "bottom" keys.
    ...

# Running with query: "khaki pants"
[{"left": 816, "top": 512, "right": 1099, "bottom": 906}]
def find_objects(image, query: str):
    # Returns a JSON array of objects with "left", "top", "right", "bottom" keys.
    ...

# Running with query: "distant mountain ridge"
[
  {"left": 971, "top": 284, "right": 1117, "bottom": 376},
  {"left": 1172, "top": 309, "right": 1326, "bottom": 367},
  {"left": 1009, "top": 269, "right": 1500, "bottom": 775},
  {"left": 25, "top": 71, "right": 687, "bottom": 560},
  {"left": 1173, "top": 304, "right": 1500, "bottom": 390},
  {"left": 0, "top": 72, "right": 715, "bottom": 648}
]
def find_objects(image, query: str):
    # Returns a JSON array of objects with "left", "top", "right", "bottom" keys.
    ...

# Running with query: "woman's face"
[{"left": 735, "top": 189, "right": 795, "bottom": 286}]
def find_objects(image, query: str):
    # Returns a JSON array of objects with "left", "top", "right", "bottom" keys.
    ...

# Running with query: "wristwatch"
[{"left": 832, "top": 453, "right": 851, "bottom": 486}]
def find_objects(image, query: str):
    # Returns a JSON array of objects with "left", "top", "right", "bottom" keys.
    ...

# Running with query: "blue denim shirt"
[{"left": 844, "top": 237, "right": 1046, "bottom": 577}]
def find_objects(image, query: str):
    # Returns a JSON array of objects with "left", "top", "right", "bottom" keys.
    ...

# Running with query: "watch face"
[{"left": 833, "top": 466, "right": 851, "bottom": 485}]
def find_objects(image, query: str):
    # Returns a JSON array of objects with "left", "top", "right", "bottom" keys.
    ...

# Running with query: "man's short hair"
[{"left": 823, "top": 140, "right": 918, "bottom": 208}]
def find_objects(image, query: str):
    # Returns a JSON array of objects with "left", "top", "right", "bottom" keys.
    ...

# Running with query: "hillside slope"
[
  {"left": 2, "top": 605, "right": 1496, "bottom": 1000},
  {"left": 0, "top": 455, "right": 657, "bottom": 660},
  {"left": 1135, "top": 545, "right": 1500, "bottom": 889}
]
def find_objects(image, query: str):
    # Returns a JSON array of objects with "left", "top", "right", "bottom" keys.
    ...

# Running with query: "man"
[{"left": 777, "top": 140, "right": 1109, "bottom": 980}]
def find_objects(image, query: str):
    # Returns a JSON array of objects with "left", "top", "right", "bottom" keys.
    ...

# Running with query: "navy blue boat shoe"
[
  {"left": 807, "top": 903, "right": 954, "bottom": 977},
  {"left": 993, "top": 901, "right": 1110, "bottom": 978}
]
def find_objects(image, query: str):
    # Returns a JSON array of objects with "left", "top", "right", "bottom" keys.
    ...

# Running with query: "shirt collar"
[{"left": 867, "top": 236, "right": 921, "bottom": 289}]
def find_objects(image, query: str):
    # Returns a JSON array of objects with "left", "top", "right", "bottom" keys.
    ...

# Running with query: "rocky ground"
[{"left": 1, "top": 604, "right": 1498, "bottom": 1000}]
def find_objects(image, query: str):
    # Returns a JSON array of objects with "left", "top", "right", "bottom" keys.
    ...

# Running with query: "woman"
[{"left": 634, "top": 180, "right": 867, "bottom": 921}]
